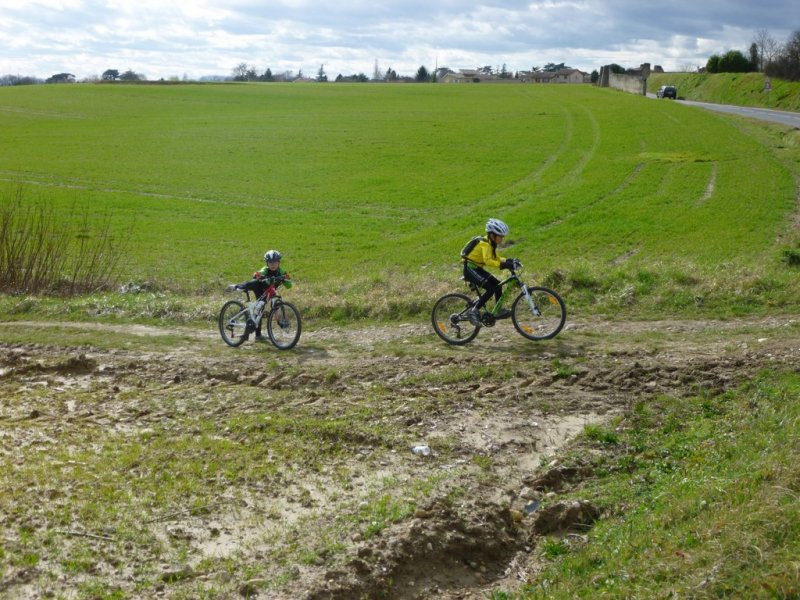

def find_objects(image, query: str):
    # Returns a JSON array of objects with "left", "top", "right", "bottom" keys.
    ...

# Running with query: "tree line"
[
  {"left": 3, "top": 29, "right": 800, "bottom": 87},
  {"left": 1, "top": 68, "right": 148, "bottom": 86},
  {"left": 2, "top": 58, "right": 579, "bottom": 87},
  {"left": 706, "top": 29, "right": 800, "bottom": 81},
  {"left": 230, "top": 62, "right": 533, "bottom": 83}
]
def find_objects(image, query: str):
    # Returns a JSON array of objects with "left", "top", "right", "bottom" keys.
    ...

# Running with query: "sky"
[{"left": 0, "top": 0, "right": 795, "bottom": 81}]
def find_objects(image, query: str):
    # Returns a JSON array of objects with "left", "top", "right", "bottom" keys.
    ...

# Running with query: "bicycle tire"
[
  {"left": 219, "top": 300, "right": 249, "bottom": 347},
  {"left": 267, "top": 301, "right": 302, "bottom": 350},
  {"left": 431, "top": 292, "right": 480, "bottom": 345},
  {"left": 511, "top": 286, "right": 566, "bottom": 341}
]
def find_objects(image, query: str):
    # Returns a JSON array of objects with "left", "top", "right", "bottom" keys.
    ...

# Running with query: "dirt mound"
[{"left": 306, "top": 499, "right": 522, "bottom": 599}]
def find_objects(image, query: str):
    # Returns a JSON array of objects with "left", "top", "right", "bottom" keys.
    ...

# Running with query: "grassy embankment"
[
  {"left": 506, "top": 370, "right": 800, "bottom": 599},
  {"left": 649, "top": 71, "right": 800, "bottom": 112},
  {"left": 1, "top": 82, "right": 799, "bottom": 326}
]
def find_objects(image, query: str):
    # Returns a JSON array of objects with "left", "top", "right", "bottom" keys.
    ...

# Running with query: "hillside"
[
  {"left": 648, "top": 71, "right": 800, "bottom": 112},
  {"left": 2, "top": 83, "right": 799, "bottom": 321}
]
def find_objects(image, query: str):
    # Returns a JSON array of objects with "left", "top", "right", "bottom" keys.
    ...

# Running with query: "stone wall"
[
  {"left": 608, "top": 72, "right": 646, "bottom": 95},
  {"left": 598, "top": 63, "right": 650, "bottom": 96}
]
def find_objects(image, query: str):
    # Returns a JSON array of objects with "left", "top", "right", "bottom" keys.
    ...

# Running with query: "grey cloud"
[{"left": 0, "top": 0, "right": 796, "bottom": 79}]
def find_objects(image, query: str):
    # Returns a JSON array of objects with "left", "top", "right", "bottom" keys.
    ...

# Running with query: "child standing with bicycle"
[
  {"left": 461, "top": 218, "right": 520, "bottom": 327},
  {"left": 231, "top": 249, "right": 292, "bottom": 341}
]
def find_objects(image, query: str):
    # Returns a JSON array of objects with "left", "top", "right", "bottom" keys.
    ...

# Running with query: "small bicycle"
[
  {"left": 431, "top": 263, "right": 566, "bottom": 345},
  {"left": 218, "top": 280, "right": 302, "bottom": 350}
]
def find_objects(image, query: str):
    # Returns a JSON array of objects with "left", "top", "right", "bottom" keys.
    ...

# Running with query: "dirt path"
[{"left": 1, "top": 315, "right": 798, "bottom": 598}]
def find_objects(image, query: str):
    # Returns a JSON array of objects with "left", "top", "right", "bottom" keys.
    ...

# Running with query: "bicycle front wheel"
[
  {"left": 267, "top": 301, "right": 302, "bottom": 350},
  {"left": 219, "top": 300, "right": 249, "bottom": 347},
  {"left": 512, "top": 287, "right": 566, "bottom": 341},
  {"left": 431, "top": 293, "right": 479, "bottom": 345}
]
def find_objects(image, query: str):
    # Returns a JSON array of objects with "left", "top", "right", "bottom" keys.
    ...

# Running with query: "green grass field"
[
  {"left": 1, "top": 82, "right": 799, "bottom": 320},
  {"left": 2, "top": 82, "right": 800, "bottom": 599}
]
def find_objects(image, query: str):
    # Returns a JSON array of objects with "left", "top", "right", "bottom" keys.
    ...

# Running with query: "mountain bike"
[
  {"left": 218, "top": 280, "right": 301, "bottom": 350},
  {"left": 431, "top": 263, "right": 566, "bottom": 345}
]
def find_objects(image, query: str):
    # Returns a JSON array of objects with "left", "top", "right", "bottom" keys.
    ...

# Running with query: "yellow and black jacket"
[{"left": 461, "top": 236, "right": 506, "bottom": 270}]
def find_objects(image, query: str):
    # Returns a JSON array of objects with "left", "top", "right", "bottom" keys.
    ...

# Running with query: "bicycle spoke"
[
  {"left": 512, "top": 287, "right": 566, "bottom": 341},
  {"left": 218, "top": 300, "right": 249, "bottom": 347},
  {"left": 432, "top": 293, "right": 479, "bottom": 345},
  {"left": 267, "top": 301, "right": 301, "bottom": 350}
]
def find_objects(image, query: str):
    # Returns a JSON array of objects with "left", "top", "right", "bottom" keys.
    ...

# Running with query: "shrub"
[
  {"left": 782, "top": 247, "right": 800, "bottom": 267},
  {"left": 0, "top": 187, "right": 128, "bottom": 295}
]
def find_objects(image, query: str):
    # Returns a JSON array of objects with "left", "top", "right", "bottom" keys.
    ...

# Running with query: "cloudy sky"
[{"left": 0, "top": 0, "right": 794, "bottom": 81}]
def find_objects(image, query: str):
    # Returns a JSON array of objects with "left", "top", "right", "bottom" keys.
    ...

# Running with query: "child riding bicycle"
[
  {"left": 461, "top": 218, "right": 520, "bottom": 327},
  {"left": 230, "top": 249, "right": 292, "bottom": 341}
]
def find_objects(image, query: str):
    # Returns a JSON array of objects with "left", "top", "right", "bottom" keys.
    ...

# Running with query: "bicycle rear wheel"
[
  {"left": 431, "top": 293, "right": 479, "bottom": 345},
  {"left": 267, "top": 301, "right": 302, "bottom": 350},
  {"left": 219, "top": 300, "right": 249, "bottom": 347},
  {"left": 511, "top": 286, "right": 566, "bottom": 341}
]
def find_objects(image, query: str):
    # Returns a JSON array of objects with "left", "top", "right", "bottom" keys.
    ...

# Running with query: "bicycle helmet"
[
  {"left": 485, "top": 218, "right": 509, "bottom": 236},
  {"left": 264, "top": 249, "right": 282, "bottom": 263}
]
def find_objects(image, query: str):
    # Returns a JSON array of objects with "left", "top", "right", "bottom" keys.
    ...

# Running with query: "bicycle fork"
[{"left": 521, "top": 284, "right": 542, "bottom": 317}]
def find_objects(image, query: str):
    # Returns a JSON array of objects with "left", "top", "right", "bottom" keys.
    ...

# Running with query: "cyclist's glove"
[{"left": 501, "top": 258, "right": 522, "bottom": 270}]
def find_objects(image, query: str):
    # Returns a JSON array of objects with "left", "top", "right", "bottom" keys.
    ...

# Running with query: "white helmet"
[
  {"left": 264, "top": 249, "right": 282, "bottom": 262},
  {"left": 485, "top": 218, "right": 509, "bottom": 236}
]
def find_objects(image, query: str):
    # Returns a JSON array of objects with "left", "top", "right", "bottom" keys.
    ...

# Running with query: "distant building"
[
  {"left": 439, "top": 66, "right": 589, "bottom": 84},
  {"left": 439, "top": 69, "right": 498, "bottom": 83},
  {"left": 517, "top": 68, "right": 590, "bottom": 84}
]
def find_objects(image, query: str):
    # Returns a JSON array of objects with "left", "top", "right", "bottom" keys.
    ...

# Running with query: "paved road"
[
  {"left": 663, "top": 97, "right": 800, "bottom": 127},
  {"left": 680, "top": 99, "right": 800, "bottom": 127}
]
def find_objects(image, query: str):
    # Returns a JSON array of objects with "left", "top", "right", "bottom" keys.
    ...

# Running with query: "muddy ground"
[{"left": 1, "top": 315, "right": 799, "bottom": 599}]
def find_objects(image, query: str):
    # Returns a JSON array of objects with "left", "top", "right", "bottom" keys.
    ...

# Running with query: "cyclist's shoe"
[
  {"left": 467, "top": 307, "right": 481, "bottom": 327},
  {"left": 255, "top": 334, "right": 268, "bottom": 342},
  {"left": 496, "top": 308, "right": 513, "bottom": 319}
]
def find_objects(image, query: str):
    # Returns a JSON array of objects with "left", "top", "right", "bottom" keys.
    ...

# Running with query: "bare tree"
[
  {"left": 766, "top": 30, "right": 800, "bottom": 81},
  {"left": 754, "top": 28, "right": 779, "bottom": 71},
  {"left": 232, "top": 62, "right": 257, "bottom": 81}
]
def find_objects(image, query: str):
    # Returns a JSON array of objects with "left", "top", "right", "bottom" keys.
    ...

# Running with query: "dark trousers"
[
  {"left": 239, "top": 280, "right": 269, "bottom": 335},
  {"left": 463, "top": 263, "right": 500, "bottom": 310}
]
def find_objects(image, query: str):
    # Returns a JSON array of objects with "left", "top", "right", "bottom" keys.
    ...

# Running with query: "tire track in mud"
[{"left": 1, "top": 316, "right": 798, "bottom": 599}]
